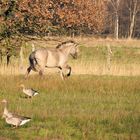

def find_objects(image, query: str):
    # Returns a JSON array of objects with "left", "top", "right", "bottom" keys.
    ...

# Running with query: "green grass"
[
  {"left": 0, "top": 39, "right": 140, "bottom": 139},
  {"left": 79, "top": 45, "right": 140, "bottom": 64},
  {"left": 0, "top": 75, "right": 140, "bottom": 140},
  {"left": 1, "top": 40, "right": 140, "bottom": 76}
]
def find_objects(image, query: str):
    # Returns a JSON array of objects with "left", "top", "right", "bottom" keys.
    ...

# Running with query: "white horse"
[{"left": 25, "top": 40, "right": 79, "bottom": 79}]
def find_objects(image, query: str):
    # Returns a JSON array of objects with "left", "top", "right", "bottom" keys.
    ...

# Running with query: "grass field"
[
  {"left": 1, "top": 38, "right": 140, "bottom": 76},
  {"left": 0, "top": 38, "right": 140, "bottom": 140},
  {"left": 0, "top": 75, "right": 140, "bottom": 140}
]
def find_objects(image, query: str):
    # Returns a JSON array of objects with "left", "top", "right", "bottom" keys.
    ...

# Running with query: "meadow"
[{"left": 0, "top": 38, "right": 140, "bottom": 140}]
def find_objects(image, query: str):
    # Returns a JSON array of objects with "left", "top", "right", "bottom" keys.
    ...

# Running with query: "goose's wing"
[
  {"left": 6, "top": 115, "right": 31, "bottom": 126},
  {"left": 31, "top": 88, "right": 39, "bottom": 96},
  {"left": 12, "top": 113, "right": 23, "bottom": 118},
  {"left": 23, "top": 88, "right": 34, "bottom": 96},
  {"left": 3, "top": 110, "right": 18, "bottom": 118},
  {"left": 18, "top": 115, "right": 31, "bottom": 120},
  {"left": 6, "top": 116, "right": 21, "bottom": 126},
  {"left": 23, "top": 88, "right": 39, "bottom": 96},
  {"left": 19, "top": 116, "right": 31, "bottom": 126},
  {"left": 31, "top": 88, "right": 38, "bottom": 93}
]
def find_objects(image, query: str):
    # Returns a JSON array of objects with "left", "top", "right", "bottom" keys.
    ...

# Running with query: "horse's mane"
[{"left": 56, "top": 40, "right": 76, "bottom": 49}]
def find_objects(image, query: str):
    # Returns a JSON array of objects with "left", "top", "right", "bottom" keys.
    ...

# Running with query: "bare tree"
[
  {"left": 109, "top": 0, "right": 121, "bottom": 39},
  {"left": 127, "top": 0, "right": 140, "bottom": 38}
]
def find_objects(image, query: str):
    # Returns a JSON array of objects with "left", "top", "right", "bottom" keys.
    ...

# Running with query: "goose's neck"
[
  {"left": 3, "top": 102, "right": 9, "bottom": 115},
  {"left": 22, "top": 86, "right": 25, "bottom": 90}
]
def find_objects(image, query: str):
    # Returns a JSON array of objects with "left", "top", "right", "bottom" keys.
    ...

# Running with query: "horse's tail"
[{"left": 29, "top": 52, "right": 37, "bottom": 71}]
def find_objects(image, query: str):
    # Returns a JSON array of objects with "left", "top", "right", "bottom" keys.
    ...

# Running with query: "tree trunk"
[
  {"left": 110, "top": 0, "right": 120, "bottom": 39},
  {"left": 128, "top": 0, "right": 137, "bottom": 39},
  {"left": 115, "top": 13, "right": 119, "bottom": 39}
]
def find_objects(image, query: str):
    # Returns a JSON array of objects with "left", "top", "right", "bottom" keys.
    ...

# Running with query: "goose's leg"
[
  {"left": 15, "top": 125, "right": 18, "bottom": 128},
  {"left": 11, "top": 125, "right": 16, "bottom": 129}
]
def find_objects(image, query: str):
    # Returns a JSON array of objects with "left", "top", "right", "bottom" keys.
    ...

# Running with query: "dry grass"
[
  {"left": 72, "top": 61, "right": 140, "bottom": 76},
  {"left": 23, "top": 36, "right": 140, "bottom": 50},
  {"left": 75, "top": 37, "right": 140, "bottom": 48},
  {"left": 39, "top": 36, "right": 140, "bottom": 48},
  {"left": 1, "top": 38, "right": 140, "bottom": 76},
  {"left": 0, "top": 38, "right": 140, "bottom": 139},
  {"left": 0, "top": 75, "right": 140, "bottom": 140},
  {"left": 1, "top": 61, "right": 140, "bottom": 76}
]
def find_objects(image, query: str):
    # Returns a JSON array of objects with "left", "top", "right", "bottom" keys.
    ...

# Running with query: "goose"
[
  {"left": 2, "top": 99, "right": 31, "bottom": 128},
  {"left": 4, "top": 115, "right": 31, "bottom": 128},
  {"left": 20, "top": 84, "right": 39, "bottom": 98},
  {"left": 1, "top": 99, "right": 13, "bottom": 118}
]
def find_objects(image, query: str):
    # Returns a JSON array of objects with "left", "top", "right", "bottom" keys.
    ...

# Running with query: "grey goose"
[
  {"left": 20, "top": 84, "right": 39, "bottom": 98},
  {"left": 2, "top": 99, "right": 31, "bottom": 128},
  {"left": 4, "top": 115, "right": 31, "bottom": 128}
]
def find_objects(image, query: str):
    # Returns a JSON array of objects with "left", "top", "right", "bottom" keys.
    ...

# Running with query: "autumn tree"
[
  {"left": 50, "top": 0, "right": 107, "bottom": 36},
  {"left": 0, "top": 0, "right": 107, "bottom": 37}
]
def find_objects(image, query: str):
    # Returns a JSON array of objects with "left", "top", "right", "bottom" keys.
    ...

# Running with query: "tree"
[
  {"left": 127, "top": 0, "right": 140, "bottom": 38},
  {"left": 0, "top": 0, "right": 107, "bottom": 37},
  {"left": 106, "top": 0, "right": 140, "bottom": 38},
  {"left": 50, "top": 0, "right": 106, "bottom": 33},
  {"left": 109, "top": 0, "right": 121, "bottom": 39}
]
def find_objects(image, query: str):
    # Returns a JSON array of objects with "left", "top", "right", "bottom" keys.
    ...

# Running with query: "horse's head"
[
  {"left": 56, "top": 40, "right": 79, "bottom": 59},
  {"left": 64, "top": 41, "right": 79, "bottom": 59},
  {"left": 69, "top": 43, "right": 79, "bottom": 59}
]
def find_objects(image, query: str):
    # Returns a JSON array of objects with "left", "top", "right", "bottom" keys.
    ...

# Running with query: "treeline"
[
  {"left": 0, "top": 0, "right": 140, "bottom": 39},
  {"left": 106, "top": 0, "right": 140, "bottom": 39}
]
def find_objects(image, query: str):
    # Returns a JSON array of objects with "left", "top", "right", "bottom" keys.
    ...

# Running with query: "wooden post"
[
  {"left": 107, "top": 44, "right": 112, "bottom": 72},
  {"left": 32, "top": 43, "right": 35, "bottom": 52},
  {"left": 19, "top": 46, "right": 24, "bottom": 71}
]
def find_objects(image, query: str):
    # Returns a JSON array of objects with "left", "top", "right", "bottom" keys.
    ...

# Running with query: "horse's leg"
[
  {"left": 59, "top": 65, "right": 71, "bottom": 79},
  {"left": 58, "top": 67, "right": 65, "bottom": 80},
  {"left": 25, "top": 66, "right": 32, "bottom": 79},
  {"left": 39, "top": 70, "right": 44, "bottom": 76},
  {"left": 0, "top": 51, "right": 2, "bottom": 63},
  {"left": 7, "top": 55, "right": 11, "bottom": 66},
  {"left": 60, "top": 70, "right": 65, "bottom": 80},
  {"left": 38, "top": 66, "right": 45, "bottom": 77},
  {"left": 66, "top": 65, "right": 72, "bottom": 77}
]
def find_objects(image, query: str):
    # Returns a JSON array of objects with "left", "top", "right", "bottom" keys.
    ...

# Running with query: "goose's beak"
[{"left": 19, "top": 84, "right": 24, "bottom": 88}]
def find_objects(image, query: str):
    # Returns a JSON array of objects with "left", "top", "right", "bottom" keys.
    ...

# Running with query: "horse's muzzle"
[
  {"left": 74, "top": 55, "right": 78, "bottom": 59},
  {"left": 72, "top": 54, "right": 78, "bottom": 59}
]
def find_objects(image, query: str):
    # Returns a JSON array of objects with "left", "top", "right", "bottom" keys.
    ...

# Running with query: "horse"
[{"left": 25, "top": 40, "right": 79, "bottom": 79}]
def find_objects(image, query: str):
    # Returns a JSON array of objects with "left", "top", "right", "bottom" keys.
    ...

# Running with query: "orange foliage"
[{"left": 0, "top": 0, "right": 107, "bottom": 36}]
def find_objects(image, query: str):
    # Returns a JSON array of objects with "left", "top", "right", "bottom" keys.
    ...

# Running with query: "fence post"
[
  {"left": 19, "top": 46, "right": 24, "bottom": 71},
  {"left": 107, "top": 44, "right": 112, "bottom": 72},
  {"left": 32, "top": 43, "right": 35, "bottom": 52}
]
